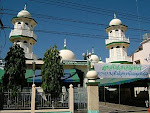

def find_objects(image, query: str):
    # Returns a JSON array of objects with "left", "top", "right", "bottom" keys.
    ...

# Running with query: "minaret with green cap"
[
  {"left": 105, "top": 13, "right": 132, "bottom": 64},
  {"left": 9, "top": 4, "right": 37, "bottom": 59}
]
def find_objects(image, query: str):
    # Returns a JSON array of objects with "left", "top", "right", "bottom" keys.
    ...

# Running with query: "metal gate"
[{"left": 74, "top": 87, "right": 87, "bottom": 111}]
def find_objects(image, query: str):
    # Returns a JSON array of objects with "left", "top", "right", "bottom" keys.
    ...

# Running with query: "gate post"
[
  {"left": 86, "top": 65, "right": 99, "bottom": 113},
  {"left": 69, "top": 84, "right": 74, "bottom": 113},
  {"left": 31, "top": 84, "right": 36, "bottom": 113}
]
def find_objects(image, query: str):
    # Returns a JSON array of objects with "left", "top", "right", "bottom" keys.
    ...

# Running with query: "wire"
[
  {"left": 2, "top": 11, "right": 150, "bottom": 34},
  {"left": 136, "top": 0, "right": 142, "bottom": 40},
  {"left": 4, "top": 26, "right": 142, "bottom": 42},
  {"left": 29, "top": 0, "right": 150, "bottom": 24}
]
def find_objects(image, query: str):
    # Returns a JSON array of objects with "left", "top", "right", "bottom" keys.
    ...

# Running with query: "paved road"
[
  {"left": 99, "top": 102, "right": 148, "bottom": 113},
  {"left": 75, "top": 102, "right": 148, "bottom": 113}
]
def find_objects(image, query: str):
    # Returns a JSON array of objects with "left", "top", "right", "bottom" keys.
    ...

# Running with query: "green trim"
[
  {"left": 111, "top": 61, "right": 133, "bottom": 64},
  {"left": 11, "top": 17, "right": 38, "bottom": 24},
  {"left": 86, "top": 82, "right": 99, "bottom": 86},
  {"left": 106, "top": 42, "right": 130, "bottom": 47},
  {"left": 88, "top": 110, "right": 99, "bottom": 113},
  {"left": 10, "top": 35, "right": 37, "bottom": 42},
  {"left": 64, "top": 47, "right": 67, "bottom": 49}
]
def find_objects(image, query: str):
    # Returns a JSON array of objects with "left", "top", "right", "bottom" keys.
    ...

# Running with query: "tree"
[
  {"left": 41, "top": 45, "right": 64, "bottom": 97},
  {"left": 2, "top": 44, "right": 26, "bottom": 96}
]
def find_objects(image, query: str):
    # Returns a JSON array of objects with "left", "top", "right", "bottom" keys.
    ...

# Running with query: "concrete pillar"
[
  {"left": 69, "top": 84, "right": 74, "bottom": 113},
  {"left": 87, "top": 82, "right": 99, "bottom": 113},
  {"left": 31, "top": 84, "right": 36, "bottom": 113}
]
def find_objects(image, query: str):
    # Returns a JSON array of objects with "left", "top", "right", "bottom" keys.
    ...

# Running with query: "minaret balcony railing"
[
  {"left": 105, "top": 38, "right": 130, "bottom": 45},
  {"left": 25, "top": 53, "right": 37, "bottom": 60},
  {"left": 9, "top": 29, "right": 37, "bottom": 40},
  {"left": 106, "top": 56, "right": 132, "bottom": 63}
]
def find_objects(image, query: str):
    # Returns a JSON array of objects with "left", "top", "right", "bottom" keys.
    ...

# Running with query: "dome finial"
[
  {"left": 64, "top": 39, "right": 66, "bottom": 49},
  {"left": 114, "top": 13, "right": 116, "bottom": 19},
  {"left": 87, "top": 50, "right": 89, "bottom": 56},
  {"left": 24, "top": 3, "right": 27, "bottom": 10},
  {"left": 99, "top": 56, "right": 102, "bottom": 61},
  {"left": 92, "top": 47, "right": 94, "bottom": 54}
]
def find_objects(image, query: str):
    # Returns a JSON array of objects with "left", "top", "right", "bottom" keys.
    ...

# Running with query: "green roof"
[
  {"left": 70, "top": 69, "right": 80, "bottom": 82},
  {"left": 0, "top": 69, "right": 34, "bottom": 83},
  {"left": 0, "top": 69, "right": 5, "bottom": 83}
]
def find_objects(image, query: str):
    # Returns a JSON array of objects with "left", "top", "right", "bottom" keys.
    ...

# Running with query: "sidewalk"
[{"left": 99, "top": 102, "right": 148, "bottom": 113}]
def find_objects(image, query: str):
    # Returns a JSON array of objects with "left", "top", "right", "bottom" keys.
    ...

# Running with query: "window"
[
  {"left": 121, "top": 30, "right": 124, "bottom": 32},
  {"left": 110, "top": 31, "right": 112, "bottom": 33},
  {"left": 135, "top": 60, "right": 140, "bottom": 64},
  {"left": 30, "top": 43, "right": 32, "bottom": 45},
  {"left": 115, "top": 29, "right": 118, "bottom": 31},
  {"left": 25, "top": 23, "right": 28, "bottom": 25},
  {"left": 116, "top": 46, "right": 120, "bottom": 48},
  {"left": 111, "top": 47, "right": 113, "bottom": 49},
  {"left": 123, "top": 46, "right": 125, "bottom": 48},
  {"left": 31, "top": 25, "right": 33, "bottom": 28},
  {"left": 18, "top": 22, "right": 21, "bottom": 24},
  {"left": 24, "top": 41, "right": 27, "bottom": 43},
  {"left": 17, "top": 40, "right": 20, "bottom": 42}
]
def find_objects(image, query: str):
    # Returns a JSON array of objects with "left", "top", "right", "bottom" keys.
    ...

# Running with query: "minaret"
[
  {"left": 105, "top": 14, "right": 132, "bottom": 64},
  {"left": 9, "top": 4, "right": 37, "bottom": 59}
]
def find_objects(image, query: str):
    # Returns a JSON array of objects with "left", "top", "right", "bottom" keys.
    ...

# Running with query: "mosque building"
[
  {"left": 1, "top": 5, "right": 135, "bottom": 86},
  {"left": 0, "top": 4, "right": 150, "bottom": 107}
]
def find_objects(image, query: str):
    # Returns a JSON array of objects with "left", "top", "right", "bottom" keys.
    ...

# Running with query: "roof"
[
  {"left": 0, "top": 69, "right": 4, "bottom": 83},
  {"left": 62, "top": 69, "right": 80, "bottom": 83},
  {"left": 96, "top": 78, "right": 145, "bottom": 86},
  {"left": 0, "top": 69, "right": 80, "bottom": 83}
]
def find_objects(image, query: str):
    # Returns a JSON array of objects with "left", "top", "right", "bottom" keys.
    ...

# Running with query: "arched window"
[
  {"left": 115, "top": 29, "right": 118, "bottom": 31},
  {"left": 24, "top": 41, "right": 27, "bottom": 43},
  {"left": 18, "top": 22, "right": 21, "bottom": 24},
  {"left": 116, "top": 46, "right": 120, "bottom": 48},
  {"left": 17, "top": 40, "right": 20, "bottom": 42},
  {"left": 123, "top": 46, "right": 125, "bottom": 48},
  {"left": 30, "top": 43, "right": 32, "bottom": 45},
  {"left": 111, "top": 47, "right": 113, "bottom": 49},
  {"left": 110, "top": 31, "right": 112, "bottom": 33}
]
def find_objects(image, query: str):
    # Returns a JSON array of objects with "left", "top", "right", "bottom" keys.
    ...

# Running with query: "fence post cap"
[
  {"left": 32, "top": 84, "right": 36, "bottom": 88},
  {"left": 69, "top": 84, "right": 73, "bottom": 88}
]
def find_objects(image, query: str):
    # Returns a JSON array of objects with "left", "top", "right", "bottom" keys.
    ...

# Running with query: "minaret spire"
[
  {"left": 99, "top": 56, "right": 102, "bottom": 61},
  {"left": 64, "top": 39, "right": 66, "bottom": 49},
  {"left": 114, "top": 13, "right": 116, "bottom": 19},
  {"left": 92, "top": 47, "right": 94, "bottom": 54},
  {"left": 24, "top": 3, "right": 27, "bottom": 10}
]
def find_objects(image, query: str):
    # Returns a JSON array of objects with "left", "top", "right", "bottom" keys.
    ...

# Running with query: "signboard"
[
  {"left": 62, "top": 60, "right": 89, "bottom": 66},
  {"left": 94, "top": 63, "right": 150, "bottom": 78}
]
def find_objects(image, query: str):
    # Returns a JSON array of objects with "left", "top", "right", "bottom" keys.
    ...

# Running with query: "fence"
[
  {"left": 74, "top": 87, "right": 87, "bottom": 110},
  {"left": 1, "top": 85, "right": 87, "bottom": 113},
  {"left": 2, "top": 89, "right": 69, "bottom": 110}
]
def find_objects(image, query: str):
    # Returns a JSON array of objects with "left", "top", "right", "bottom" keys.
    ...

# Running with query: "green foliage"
[
  {"left": 41, "top": 45, "right": 64, "bottom": 97},
  {"left": 2, "top": 44, "right": 26, "bottom": 97},
  {"left": 0, "top": 83, "right": 3, "bottom": 109}
]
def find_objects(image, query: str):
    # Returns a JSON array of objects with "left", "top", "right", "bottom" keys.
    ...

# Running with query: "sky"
[{"left": 0, "top": 0, "right": 150, "bottom": 62}]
